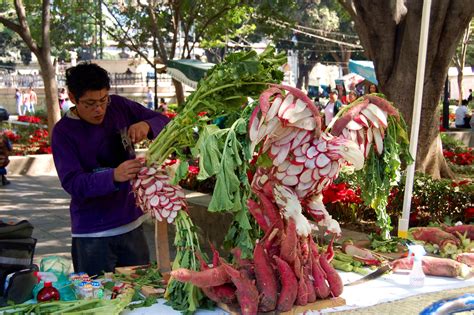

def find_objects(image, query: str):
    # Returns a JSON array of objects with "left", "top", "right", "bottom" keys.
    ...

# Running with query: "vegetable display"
[
  {"left": 134, "top": 45, "right": 411, "bottom": 313},
  {"left": 166, "top": 81, "right": 410, "bottom": 313}
]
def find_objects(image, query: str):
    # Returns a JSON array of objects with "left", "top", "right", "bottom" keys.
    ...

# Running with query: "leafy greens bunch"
[{"left": 147, "top": 46, "right": 286, "bottom": 165}]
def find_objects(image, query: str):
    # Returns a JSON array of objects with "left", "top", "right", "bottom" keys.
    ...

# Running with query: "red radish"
[
  {"left": 326, "top": 234, "right": 336, "bottom": 263},
  {"left": 201, "top": 284, "right": 237, "bottom": 305},
  {"left": 253, "top": 242, "right": 278, "bottom": 312},
  {"left": 456, "top": 253, "right": 474, "bottom": 267},
  {"left": 363, "top": 95, "right": 399, "bottom": 117},
  {"left": 247, "top": 199, "right": 270, "bottom": 232},
  {"left": 273, "top": 256, "right": 298, "bottom": 312},
  {"left": 319, "top": 253, "right": 343, "bottom": 297},
  {"left": 391, "top": 256, "right": 472, "bottom": 279},
  {"left": 221, "top": 261, "right": 259, "bottom": 315},
  {"left": 410, "top": 227, "right": 460, "bottom": 249},
  {"left": 231, "top": 247, "right": 253, "bottom": 267},
  {"left": 342, "top": 242, "right": 381, "bottom": 266},
  {"left": 170, "top": 265, "right": 231, "bottom": 287},
  {"left": 330, "top": 99, "right": 369, "bottom": 136},
  {"left": 442, "top": 225, "right": 474, "bottom": 240},
  {"left": 255, "top": 190, "right": 284, "bottom": 231},
  {"left": 259, "top": 86, "right": 282, "bottom": 114},
  {"left": 303, "top": 265, "right": 317, "bottom": 303},
  {"left": 296, "top": 267, "right": 309, "bottom": 306},
  {"left": 311, "top": 255, "right": 330, "bottom": 299},
  {"left": 280, "top": 218, "right": 297, "bottom": 265}
]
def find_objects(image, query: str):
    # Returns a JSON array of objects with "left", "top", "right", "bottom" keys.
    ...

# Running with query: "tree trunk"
[
  {"left": 340, "top": 0, "right": 474, "bottom": 178},
  {"left": 173, "top": 79, "right": 185, "bottom": 106},
  {"left": 457, "top": 69, "right": 464, "bottom": 104},
  {"left": 37, "top": 55, "right": 60, "bottom": 133}
]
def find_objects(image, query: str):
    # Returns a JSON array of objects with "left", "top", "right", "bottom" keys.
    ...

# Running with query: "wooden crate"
[{"left": 218, "top": 297, "right": 346, "bottom": 315}]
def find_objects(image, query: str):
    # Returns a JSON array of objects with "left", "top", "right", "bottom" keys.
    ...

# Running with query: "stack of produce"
[
  {"left": 168, "top": 82, "right": 409, "bottom": 313},
  {"left": 132, "top": 165, "right": 186, "bottom": 223}
]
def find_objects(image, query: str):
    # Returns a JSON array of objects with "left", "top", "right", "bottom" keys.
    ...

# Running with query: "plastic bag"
[{"left": 33, "top": 256, "right": 76, "bottom": 301}]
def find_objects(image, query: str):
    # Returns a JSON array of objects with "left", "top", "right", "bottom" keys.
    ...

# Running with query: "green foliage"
[
  {"left": 389, "top": 173, "right": 473, "bottom": 225},
  {"left": 440, "top": 133, "right": 466, "bottom": 152},
  {"left": 348, "top": 114, "right": 412, "bottom": 239}
]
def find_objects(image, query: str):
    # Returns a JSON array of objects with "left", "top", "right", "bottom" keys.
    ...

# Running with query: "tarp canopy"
[
  {"left": 348, "top": 59, "right": 378, "bottom": 85},
  {"left": 335, "top": 72, "right": 366, "bottom": 92},
  {"left": 166, "top": 59, "right": 215, "bottom": 88}
]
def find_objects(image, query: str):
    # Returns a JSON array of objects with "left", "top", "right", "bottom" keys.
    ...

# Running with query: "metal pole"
[{"left": 398, "top": 0, "right": 432, "bottom": 238}]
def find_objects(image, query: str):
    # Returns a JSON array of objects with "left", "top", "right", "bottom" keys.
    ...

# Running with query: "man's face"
[
  {"left": 70, "top": 88, "right": 109, "bottom": 125},
  {"left": 329, "top": 92, "right": 338, "bottom": 102}
]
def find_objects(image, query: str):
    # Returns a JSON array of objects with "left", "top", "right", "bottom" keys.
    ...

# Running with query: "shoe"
[{"left": 1, "top": 175, "right": 10, "bottom": 186}]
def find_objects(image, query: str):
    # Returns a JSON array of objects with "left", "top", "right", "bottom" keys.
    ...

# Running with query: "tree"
[
  {"left": 340, "top": 0, "right": 474, "bottom": 178},
  {"left": 0, "top": 0, "right": 60, "bottom": 133},
  {"left": 452, "top": 19, "right": 473, "bottom": 104}
]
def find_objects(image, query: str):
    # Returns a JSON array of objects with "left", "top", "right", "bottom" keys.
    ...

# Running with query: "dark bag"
[
  {"left": 0, "top": 265, "right": 38, "bottom": 305},
  {"left": 0, "top": 107, "right": 8, "bottom": 122},
  {"left": 0, "top": 220, "right": 34, "bottom": 239}
]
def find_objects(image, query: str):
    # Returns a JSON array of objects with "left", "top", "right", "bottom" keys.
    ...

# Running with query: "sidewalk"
[{"left": 0, "top": 175, "right": 157, "bottom": 265}]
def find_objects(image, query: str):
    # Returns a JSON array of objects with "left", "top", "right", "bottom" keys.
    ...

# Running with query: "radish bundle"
[
  {"left": 170, "top": 218, "right": 344, "bottom": 314},
  {"left": 132, "top": 166, "right": 185, "bottom": 223}
]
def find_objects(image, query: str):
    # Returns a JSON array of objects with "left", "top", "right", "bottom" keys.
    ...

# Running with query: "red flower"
[
  {"left": 197, "top": 111, "right": 208, "bottom": 117},
  {"left": 18, "top": 115, "right": 42, "bottom": 124},
  {"left": 163, "top": 111, "right": 177, "bottom": 119},
  {"left": 188, "top": 165, "right": 200, "bottom": 175},
  {"left": 465, "top": 207, "right": 474, "bottom": 222}
]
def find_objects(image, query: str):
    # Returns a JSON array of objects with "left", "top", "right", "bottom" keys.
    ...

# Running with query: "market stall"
[{"left": 1, "top": 46, "right": 472, "bottom": 315}]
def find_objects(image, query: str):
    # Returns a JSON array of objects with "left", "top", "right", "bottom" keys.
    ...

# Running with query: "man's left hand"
[{"left": 128, "top": 121, "right": 150, "bottom": 143}]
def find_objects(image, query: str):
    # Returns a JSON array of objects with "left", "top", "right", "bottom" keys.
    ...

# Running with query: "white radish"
[
  {"left": 366, "top": 103, "right": 388, "bottom": 128},
  {"left": 300, "top": 169, "right": 313, "bottom": 183},
  {"left": 278, "top": 94, "right": 295, "bottom": 118},
  {"left": 306, "top": 146, "right": 318, "bottom": 159},
  {"left": 304, "top": 158, "right": 316, "bottom": 169},
  {"left": 286, "top": 163, "right": 304, "bottom": 176},
  {"left": 372, "top": 128, "right": 384, "bottom": 155},
  {"left": 328, "top": 161, "right": 339, "bottom": 178},
  {"left": 273, "top": 142, "right": 291, "bottom": 166},
  {"left": 266, "top": 96, "right": 283, "bottom": 122},
  {"left": 150, "top": 195, "right": 160, "bottom": 207},
  {"left": 315, "top": 153, "right": 330, "bottom": 168},
  {"left": 145, "top": 184, "right": 157, "bottom": 195},
  {"left": 282, "top": 175, "right": 298, "bottom": 186},
  {"left": 290, "top": 130, "right": 310, "bottom": 150},
  {"left": 288, "top": 116, "right": 316, "bottom": 130},
  {"left": 318, "top": 162, "right": 332, "bottom": 177},
  {"left": 316, "top": 141, "right": 327, "bottom": 153},
  {"left": 361, "top": 108, "right": 379, "bottom": 128}
]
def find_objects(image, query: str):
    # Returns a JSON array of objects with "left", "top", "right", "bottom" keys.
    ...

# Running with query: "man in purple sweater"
[{"left": 51, "top": 63, "right": 169, "bottom": 275}]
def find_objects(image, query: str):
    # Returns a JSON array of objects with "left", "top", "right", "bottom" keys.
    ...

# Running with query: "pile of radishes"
[
  {"left": 132, "top": 166, "right": 186, "bottom": 223},
  {"left": 171, "top": 214, "right": 342, "bottom": 314}
]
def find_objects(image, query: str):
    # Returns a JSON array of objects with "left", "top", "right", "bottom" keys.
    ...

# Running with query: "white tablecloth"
[{"left": 123, "top": 271, "right": 474, "bottom": 314}]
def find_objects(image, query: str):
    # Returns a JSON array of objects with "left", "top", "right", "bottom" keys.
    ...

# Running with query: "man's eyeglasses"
[{"left": 79, "top": 95, "right": 110, "bottom": 111}]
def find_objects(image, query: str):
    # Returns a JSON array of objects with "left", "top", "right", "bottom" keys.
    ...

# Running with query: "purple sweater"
[{"left": 52, "top": 95, "right": 169, "bottom": 234}]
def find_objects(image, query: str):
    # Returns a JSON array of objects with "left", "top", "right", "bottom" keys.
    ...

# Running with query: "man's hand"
[
  {"left": 128, "top": 121, "right": 150, "bottom": 143},
  {"left": 114, "top": 159, "right": 143, "bottom": 182}
]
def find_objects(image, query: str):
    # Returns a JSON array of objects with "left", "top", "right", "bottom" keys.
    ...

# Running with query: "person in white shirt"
[
  {"left": 324, "top": 89, "right": 342, "bottom": 127},
  {"left": 455, "top": 100, "right": 470, "bottom": 128}
]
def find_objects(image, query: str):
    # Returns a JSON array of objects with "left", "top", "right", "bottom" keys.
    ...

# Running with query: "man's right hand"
[{"left": 114, "top": 159, "right": 143, "bottom": 182}]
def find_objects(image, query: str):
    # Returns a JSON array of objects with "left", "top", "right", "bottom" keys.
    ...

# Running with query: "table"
[{"left": 123, "top": 270, "right": 474, "bottom": 314}]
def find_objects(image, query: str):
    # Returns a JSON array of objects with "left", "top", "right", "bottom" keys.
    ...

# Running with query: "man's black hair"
[{"left": 66, "top": 62, "right": 110, "bottom": 100}]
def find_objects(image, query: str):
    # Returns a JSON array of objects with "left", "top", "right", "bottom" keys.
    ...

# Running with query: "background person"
[
  {"left": 51, "top": 63, "right": 170, "bottom": 276},
  {"left": 146, "top": 87, "right": 154, "bottom": 110},
  {"left": 455, "top": 100, "right": 470, "bottom": 128},
  {"left": 323, "top": 89, "right": 342, "bottom": 128},
  {"left": 15, "top": 89, "right": 23, "bottom": 115},
  {"left": 28, "top": 87, "right": 37, "bottom": 114}
]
